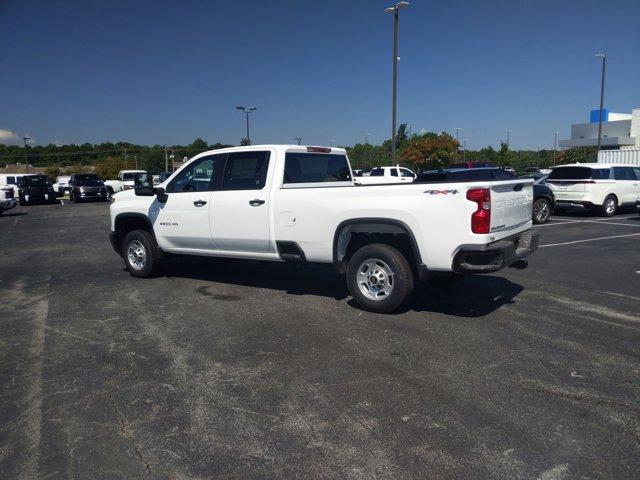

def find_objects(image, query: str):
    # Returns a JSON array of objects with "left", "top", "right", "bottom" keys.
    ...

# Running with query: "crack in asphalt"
[{"left": 108, "top": 390, "right": 152, "bottom": 478}]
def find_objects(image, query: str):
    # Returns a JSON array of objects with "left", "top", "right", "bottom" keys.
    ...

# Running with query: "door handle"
[
  {"left": 249, "top": 199, "right": 265, "bottom": 206},
  {"left": 193, "top": 200, "right": 207, "bottom": 207}
]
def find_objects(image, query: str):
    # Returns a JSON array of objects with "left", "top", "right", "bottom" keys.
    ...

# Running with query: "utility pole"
[
  {"left": 553, "top": 131, "right": 559, "bottom": 165},
  {"left": 23, "top": 136, "right": 31, "bottom": 173},
  {"left": 294, "top": 137, "right": 302, "bottom": 146},
  {"left": 236, "top": 106, "right": 257, "bottom": 144},
  {"left": 595, "top": 53, "right": 606, "bottom": 157},
  {"left": 385, "top": 2, "right": 410, "bottom": 165},
  {"left": 164, "top": 146, "right": 169, "bottom": 172}
]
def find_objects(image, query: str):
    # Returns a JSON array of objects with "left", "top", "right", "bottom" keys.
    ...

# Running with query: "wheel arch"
[
  {"left": 113, "top": 213, "right": 155, "bottom": 251},
  {"left": 332, "top": 218, "right": 423, "bottom": 274}
]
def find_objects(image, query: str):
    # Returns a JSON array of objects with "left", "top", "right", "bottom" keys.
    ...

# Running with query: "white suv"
[{"left": 547, "top": 163, "right": 640, "bottom": 216}]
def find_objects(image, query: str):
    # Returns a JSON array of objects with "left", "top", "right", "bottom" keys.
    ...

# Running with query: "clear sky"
[{"left": 1, "top": 0, "right": 639, "bottom": 150}]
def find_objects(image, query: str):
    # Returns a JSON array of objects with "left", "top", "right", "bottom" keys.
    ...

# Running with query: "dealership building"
[{"left": 559, "top": 108, "right": 640, "bottom": 149}]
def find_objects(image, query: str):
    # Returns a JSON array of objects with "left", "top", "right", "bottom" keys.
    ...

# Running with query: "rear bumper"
[{"left": 452, "top": 229, "right": 540, "bottom": 274}]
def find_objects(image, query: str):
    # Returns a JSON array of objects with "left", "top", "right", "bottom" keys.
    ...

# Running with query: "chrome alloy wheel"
[
  {"left": 127, "top": 240, "right": 146, "bottom": 271},
  {"left": 534, "top": 199, "right": 550, "bottom": 223},
  {"left": 356, "top": 258, "right": 394, "bottom": 301},
  {"left": 604, "top": 197, "right": 616, "bottom": 216}
]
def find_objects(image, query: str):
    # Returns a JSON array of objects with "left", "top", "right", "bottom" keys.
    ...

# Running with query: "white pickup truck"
[
  {"left": 104, "top": 170, "right": 147, "bottom": 195},
  {"left": 109, "top": 145, "right": 538, "bottom": 312},
  {"left": 357, "top": 166, "right": 416, "bottom": 184}
]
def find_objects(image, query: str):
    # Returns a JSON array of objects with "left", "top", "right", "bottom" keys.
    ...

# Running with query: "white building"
[{"left": 559, "top": 108, "right": 639, "bottom": 149}]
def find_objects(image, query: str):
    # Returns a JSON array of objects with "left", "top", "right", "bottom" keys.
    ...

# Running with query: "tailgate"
[{"left": 489, "top": 180, "right": 533, "bottom": 233}]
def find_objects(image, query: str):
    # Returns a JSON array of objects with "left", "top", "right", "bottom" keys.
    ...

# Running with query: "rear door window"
[
  {"left": 390, "top": 168, "right": 398, "bottom": 177},
  {"left": 222, "top": 151, "right": 270, "bottom": 190},
  {"left": 283, "top": 153, "right": 352, "bottom": 185},
  {"left": 549, "top": 167, "right": 609, "bottom": 180},
  {"left": 613, "top": 167, "right": 637, "bottom": 180},
  {"left": 369, "top": 168, "right": 384, "bottom": 177}
]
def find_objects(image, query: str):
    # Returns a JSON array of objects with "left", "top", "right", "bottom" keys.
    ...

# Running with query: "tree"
[
  {"left": 559, "top": 147, "right": 597, "bottom": 164},
  {"left": 399, "top": 132, "right": 459, "bottom": 171}
]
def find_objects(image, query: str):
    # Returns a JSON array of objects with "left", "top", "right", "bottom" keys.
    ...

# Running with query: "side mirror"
[
  {"left": 134, "top": 173, "right": 155, "bottom": 196},
  {"left": 155, "top": 187, "right": 168, "bottom": 203}
]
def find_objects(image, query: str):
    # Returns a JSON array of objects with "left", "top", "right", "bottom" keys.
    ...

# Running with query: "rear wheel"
[
  {"left": 601, "top": 195, "right": 617, "bottom": 217},
  {"left": 122, "top": 229, "right": 162, "bottom": 278},
  {"left": 347, "top": 243, "right": 414, "bottom": 313},
  {"left": 532, "top": 198, "right": 552, "bottom": 224}
]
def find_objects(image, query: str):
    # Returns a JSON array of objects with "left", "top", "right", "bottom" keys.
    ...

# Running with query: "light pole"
[
  {"left": 294, "top": 137, "right": 302, "bottom": 146},
  {"left": 23, "top": 136, "right": 31, "bottom": 173},
  {"left": 236, "top": 106, "right": 257, "bottom": 145},
  {"left": 553, "top": 131, "right": 559, "bottom": 165},
  {"left": 505, "top": 129, "right": 512, "bottom": 148},
  {"left": 595, "top": 53, "right": 606, "bottom": 156},
  {"left": 385, "top": 1, "right": 410, "bottom": 165}
]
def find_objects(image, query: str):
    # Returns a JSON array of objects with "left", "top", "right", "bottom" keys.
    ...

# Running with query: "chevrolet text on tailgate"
[{"left": 109, "top": 145, "right": 539, "bottom": 313}]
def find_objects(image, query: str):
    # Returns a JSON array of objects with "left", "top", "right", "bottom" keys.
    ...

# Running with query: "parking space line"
[
  {"left": 540, "top": 232, "right": 640, "bottom": 248},
  {"left": 578, "top": 220, "right": 640, "bottom": 228},
  {"left": 534, "top": 220, "right": 582, "bottom": 228}
]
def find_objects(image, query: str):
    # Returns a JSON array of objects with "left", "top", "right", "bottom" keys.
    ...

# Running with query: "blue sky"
[{"left": 1, "top": 0, "right": 639, "bottom": 149}]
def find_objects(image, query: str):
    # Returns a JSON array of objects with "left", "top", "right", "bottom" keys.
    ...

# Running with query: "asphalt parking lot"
[{"left": 1, "top": 201, "right": 639, "bottom": 479}]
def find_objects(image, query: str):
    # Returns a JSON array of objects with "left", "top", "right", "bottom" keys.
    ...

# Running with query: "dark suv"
[
  {"left": 17, "top": 175, "right": 57, "bottom": 205},
  {"left": 69, "top": 174, "right": 109, "bottom": 203}
]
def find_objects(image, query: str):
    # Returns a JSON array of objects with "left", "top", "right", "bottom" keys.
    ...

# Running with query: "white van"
[
  {"left": 547, "top": 163, "right": 640, "bottom": 216},
  {"left": 0, "top": 173, "right": 39, "bottom": 190}
]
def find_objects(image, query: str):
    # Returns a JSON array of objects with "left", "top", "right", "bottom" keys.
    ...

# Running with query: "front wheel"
[
  {"left": 122, "top": 230, "right": 162, "bottom": 278},
  {"left": 532, "top": 198, "right": 552, "bottom": 224},
  {"left": 347, "top": 243, "right": 414, "bottom": 313}
]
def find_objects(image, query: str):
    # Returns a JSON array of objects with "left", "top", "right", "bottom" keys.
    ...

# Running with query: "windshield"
[
  {"left": 548, "top": 167, "right": 610, "bottom": 180},
  {"left": 20, "top": 176, "right": 50, "bottom": 187},
  {"left": 75, "top": 174, "right": 103, "bottom": 186},
  {"left": 122, "top": 172, "right": 144, "bottom": 181}
]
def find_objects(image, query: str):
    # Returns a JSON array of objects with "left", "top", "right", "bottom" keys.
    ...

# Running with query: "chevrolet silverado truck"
[
  {"left": 104, "top": 169, "right": 147, "bottom": 195},
  {"left": 109, "top": 145, "right": 538, "bottom": 313}
]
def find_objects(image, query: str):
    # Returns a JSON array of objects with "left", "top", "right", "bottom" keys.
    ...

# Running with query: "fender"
[
  {"left": 332, "top": 218, "right": 423, "bottom": 272},
  {"left": 114, "top": 212, "right": 154, "bottom": 233}
]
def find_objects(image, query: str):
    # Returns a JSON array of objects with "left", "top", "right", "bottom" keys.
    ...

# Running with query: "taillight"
[{"left": 467, "top": 188, "right": 491, "bottom": 234}]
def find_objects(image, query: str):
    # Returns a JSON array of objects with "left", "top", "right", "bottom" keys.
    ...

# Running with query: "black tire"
[
  {"left": 601, "top": 195, "right": 617, "bottom": 217},
  {"left": 122, "top": 229, "right": 162, "bottom": 278},
  {"left": 532, "top": 198, "right": 552, "bottom": 224},
  {"left": 346, "top": 243, "right": 414, "bottom": 313}
]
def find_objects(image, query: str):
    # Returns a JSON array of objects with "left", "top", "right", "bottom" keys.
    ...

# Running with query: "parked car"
[
  {"left": 0, "top": 185, "right": 18, "bottom": 215},
  {"left": 546, "top": 163, "right": 640, "bottom": 217},
  {"left": 53, "top": 175, "right": 71, "bottom": 197},
  {"left": 449, "top": 161, "right": 496, "bottom": 169},
  {"left": 17, "top": 174, "right": 57, "bottom": 205},
  {"left": 0, "top": 173, "right": 39, "bottom": 191},
  {"left": 356, "top": 166, "right": 416, "bottom": 184},
  {"left": 531, "top": 177, "right": 555, "bottom": 224},
  {"left": 109, "top": 145, "right": 538, "bottom": 313},
  {"left": 68, "top": 174, "right": 109, "bottom": 203}
]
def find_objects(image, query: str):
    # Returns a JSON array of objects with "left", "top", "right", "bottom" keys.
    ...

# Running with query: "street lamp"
[
  {"left": 384, "top": 1, "right": 410, "bottom": 165},
  {"left": 294, "top": 137, "right": 302, "bottom": 146},
  {"left": 23, "top": 135, "right": 31, "bottom": 173},
  {"left": 553, "top": 131, "right": 559, "bottom": 165},
  {"left": 595, "top": 53, "right": 606, "bottom": 156},
  {"left": 236, "top": 106, "right": 257, "bottom": 145}
]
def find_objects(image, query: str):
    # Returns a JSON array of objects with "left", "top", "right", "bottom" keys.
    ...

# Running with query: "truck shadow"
[
  {"left": 162, "top": 256, "right": 523, "bottom": 317},
  {"left": 408, "top": 275, "right": 524, "bottom": 317}
]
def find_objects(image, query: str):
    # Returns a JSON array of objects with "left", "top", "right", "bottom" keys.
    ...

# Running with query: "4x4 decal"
[{"left": 423, "top": 189, "right": 459, "bottom": 195}]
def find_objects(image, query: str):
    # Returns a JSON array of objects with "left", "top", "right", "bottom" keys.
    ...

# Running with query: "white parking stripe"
[
  {"left": 534, "top": 220, "right": 582, "bottom": 228},
  {"left": 578, "top": 220, "right": 640, "bottom": 227},
  {"left": 540, "top": 232, "right": 640, "bottom": 248}
]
